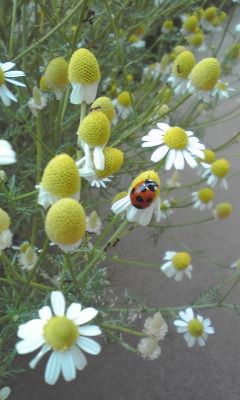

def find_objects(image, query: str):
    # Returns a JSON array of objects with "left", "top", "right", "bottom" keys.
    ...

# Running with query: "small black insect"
[
  {"left": 89, "top": 106, "right": 102, "bottom": 112},
  {"left": 177, "top": 65, "right": 181, "bottom": 73},
  {"left": 83, "top": 9, "right": 95, "bottom": 25}
]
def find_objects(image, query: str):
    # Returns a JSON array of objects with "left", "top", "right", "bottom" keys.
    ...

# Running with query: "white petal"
[
  {"left": 111, "top": 195, "right": 131, "bottom": 214},
  {"left": 151, "top": 145, "right": 169, "bottom": 163},
  {"left": 156, "top": 122, "right": 170, "bottom": 131},
  {"left": 174, "top": 320, "right": 188, "bottom": 327},
  {"left": 197, "top": 337, "right": 205, "bottom": 346},
  {"left": 0, "top": 387, "right": 11, "bottom": 400},
  {"left": 165, "top": 149, "right": 176, "bottom": 170},
  {"left": 78, "top": 325, "right": 102, "bottom": 336},
  {"left": 74, "top": 307, "right": 98, "bottom": 325},
  {"left": 66, "top": 303, "right": 82, "bottom": 320},
  {"left": 185, "top": 308, "right": 194, "bottom": 320},
  {"left": 175, "top": 271, "right": 183, "bottom": 281},
  {"left": 39, "top": 306, "right": 52, "bottom": 321},
  {"left": 136, "top": 206, "right": 154, "bottom": 226},
  {"left": 205, "top": 326, "right": 214, "bottom": 334},
  {"left": 70, "top": 82, "right": 84, "bottom": 104},
  {"left": 185, "top": 334, "right": 196, "bottom": 347},
  {"left": 17, "top": 319, "right": 45, "bottom": 339},
  {"left": 94, "top": 146, "right": 105, "bottom": 170},
  {"left": 176, "top": 326, "right": 188, "bottom": 333},
  {"left": 16, "top": 337, "right": 45, "bottom": 354},
  {"left": 5, "top": 70, "right": 25, "bottom": 77},
  {"left": 51, "top": 291, "right": 65, "bottom": 316},
  {"left": 142, "top": 139, "right": 163, "bottom": 148},
  {"left": 61, "top": 350, "right": 76, "bottom": 381},
  {"left": 70, "top": 344, "right": 87, "bottom": 370},
  {"left": 174, "top": 150, "right": 184, "bottom": 170},
  {"left": 76, "top": 337, "right": 101, "bottom": 354},
  {"left": 5, "top": 78, "right": 26, "bottom": 87},
  {"left": 29, "top": 344, "right": 51, "bottom": 369},
  {"left": 1, "top": 62, "right": 15, "bottom": 72},
  {"left": 182, "top": 150, "right": 197, "bottom": 168},
  {"left": 45, "top": 351, "right": 61, "bottom": 385}
]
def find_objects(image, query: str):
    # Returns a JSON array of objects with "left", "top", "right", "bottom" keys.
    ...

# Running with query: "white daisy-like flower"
[
  {"left": 76, "top": 157, "right": 112, "bottom": 188},
  {"left": 0, "top": 229, "right": 13, "bottom": 252},
  {"left": 0, "top": 387, "right": 11, "bottom": 400},
  {"left": 201, "top": 159, "right": 230, "bottom": 190},
  {"left": 160, "top": 251, "right": 193, "bottom": 281},
  {"left": 0, "top": 140, "right": 16, "bottom": 165},
  {"left": 211, "top": 80, "right": 235, "bottom": 99},
  {"left": 167, "top": 75, "right": 189, "bottom": 95},
  {"left": 112, "top": 91, "right": 133, "bottom": 120},
  {"left": 16, "top": 291, "right": 101, "bottom": 385},
  {"left": 28, "top": 87, "right": 48, "bottom": 116},
  {"left": 159, "top": 199, "right": 173, "bottom": 219},
  {"left": 138, "top": 337, "right": 161, "bottom": 360},
  {"left": 142, "top": 122, "right": 205, "bottom": 170},
  {"left": 192, "top": 187, "right": 214, "bottom": 210},
  {"left": 86, "top": 211, "right": 102, "bottom": 235},
  {"left": 143, "top": 312, "right": 168, "bottom": 340},
  {"left": 0, "top": 62, "right": 26, "bottom": 106},
  {"left": 174, "top": 307, "right": 214, "bottom": 347}
]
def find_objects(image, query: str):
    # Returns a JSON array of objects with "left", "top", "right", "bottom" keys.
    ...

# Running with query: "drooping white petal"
[
  {"left": 61, "top": 350, "right": 76, "bottom": 381},
  {"left": 111, "top": 195, "right": 131, "bottom": 215},
  {"left": 29, "top": 344, "right": 51, "bottom": 369},
  {"left": 51, "top": 291, "right": 65, "bottom": 316},
  {"left": 165, "top": 149, "right": 176, "bottom": 170},
  {"left": 1, "top": 62, "right": 15, "bottom": 72},
  {"left": 76, "top": 336, "right": 101, "bottom": 354},
  {"left": 93, "top": 146, "right": 105, "bottom": 170},
  {"left": 78, "top": 325, "right": 102, "bottom": 336},
  {"left": 174, "top": 150, "right": 184, "bottom": 170},
  {"left": 66, "top": 303, "right": 82, "bottom": 320},
  {"left": 0, "top": 85, "right": 11, "bottom": 106},
  {"left": 45, "top": 351, "right": 61, "bottom": 385},
  {"left": 5, "top": 78, "right": 26, "bottom": 87},
  {"left": 74, "top": 307, "right": 98, "bottom": 325},
  {"left": 156, "top": 122, "right": 170, "bottom": 131},
  {"left": 70, "top": 82, "right": 84, "bottom": 104},
  {"left": 174, "top": 320, "right": 188, "bottom": 327},
  {"left": 182, "top": 150, "right": 197, "bottom": 168}
]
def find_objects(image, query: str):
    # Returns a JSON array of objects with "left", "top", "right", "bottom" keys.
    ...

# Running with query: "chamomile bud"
[
  {"left": 19, "top": 243, "right": 38, "bottom": 271},
  {"left": 68, "top": 48, "right": 100, "bottom": 104},
  {"left": 39, "top": 76, "right": 51, "bottom": 91},
  {"left": 226, "top": 44, "right": 240, "bottom": 62},
  {"left": 78, "top": 111, "right": 110, "bottom": 147},
  {"left": 94, "top": 147, "right": 124, "bottom": 179},
  {"left": 37, "top": 154, "right": 81, "bottom": 209},
  {"left": 86, "top": 211, "right": 102, "bottom": 235},
  {"left": 172, "top": 51, "right": 196, "bottom": 79},
  {"left": 162, "top": 20, "right": 174, "bottom": 33},
  {"left": 187, "top": 57, "right": 220, "bottom": 102},
  {"left": 215, "top": 203, "right": 232, "bottom": 219},
  {"left": 203, "top": 7, "right": 217, "bottom": 23},
  {"left": 174, "top": 46, "right": 187, "bottom": 55},
  {"left": 45, "top": 198, "right": 86, "bottom": 252},
  {"left": 187, "top": 33, "right": 204, "bottom": 48},
  {"left": 182, "top": 16, "right": 198, "bottom": 34},
  {"left": 45, "top": 57, "right": 69, "bottom": 99},
  {"left": 91, "top": 96, "right": 115, "bottom": 122},
  {"left": 28, "top": 86, "right": 47, "bottom": 116},
  {"left": 198, "top": 149, "right": 216, "bottom": 164},
  {"left": 0, "top": 208, "right": 13, "bottom": 251}
]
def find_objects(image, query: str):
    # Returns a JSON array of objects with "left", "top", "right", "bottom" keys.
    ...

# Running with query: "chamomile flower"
[
  {"left": 86, "top": 211, "right": 102, "bottom": 235},
  {"left": 113, "top": 91, "right": 133, "bottom": 120},
  {"left": 18, "top": 242, "right": 38, "bottom": 271},
  {"left": 162, "top": 20, "right": 174, "bottom": 34},
  {"left": 16, "top": 291, "right": 101, "bottom": 385},
  {"left": 68, "top": 49, "right": 100, "bottom": 105},
  {"left": 201, "top": 158, "right": 230, "bottom": 190},
  {"left": 37, "top": 154, "right": 81, "bottom": 209},
  {"left": 160, "top": 251, "right": 193, "bottom": 281},
  {"left": 142, "top": 122, "right": 205, "bottom": 170},
  {"left": 143, "top": 312, "right": 168, "bottom": 340},
  {"left": 45, "top": 57, "right": 69, "bottom": 100},
  {"left": 138, "top": 337, "right": 161, "bottom": 360},
  {"left": 181, "top": 16, "right": 199, "bottom": 35},
  {"left": 200, "top": 7, "right": 217, "bottom": 31},
  {"left": 111, "top": 170, "right": 161, "bottom": 226},
  {"left": 0, "top": 208, "right": 13, "bottom": 252},
  {"left": 168, "top": 50, "right": 196, "bottom": 95},
  {"left": 128, "top": 34, "right": 145, "bottom": 48},
  {"left": 174, "top": 307, "right": 214, "bottom": 347},
  {"left": 28, "top": 86, "right": 47, "bottom": 116},
  {"left": 0, "top": 387, "right": 11, "bottom": 400},
  {"left": 159, "top": 199, "right": 173, "bottom": 219},
  {"left": 187, "top": 57, "right": 220, "bottom": 103},
  {"left": 187, "top": 33, "right": 207, "bottom": 52},
  {"left": 192, "top": 187, "right": 214, "bottom": 210},
  {"left": 211, "top": 80, "right": 235, "bottom": 99},
  {"left": 45, "top": 198, "right": 86, "bottom": 252},
  {"left": 0, "top": 61, "right": 26, "bottom": 106},
  {"left": 213, "top": 202, "right": 232, "bottom": 219},
  {"left": 0, "top": 140, "right": 16, "bottom": 165}
]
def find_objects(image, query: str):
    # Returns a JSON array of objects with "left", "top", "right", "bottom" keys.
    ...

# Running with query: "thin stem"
[
  {"left": 107, "top": 257, "right": 160, "bottom": 268},
  {"left": 100, "top": 322, "right": 146, "bottom": 337},
  {"left": 64, "top": 252, "right": 81, "bottom": 297},
  {"left": 8, "top": 0, "right": 18, "bottom": 59}
]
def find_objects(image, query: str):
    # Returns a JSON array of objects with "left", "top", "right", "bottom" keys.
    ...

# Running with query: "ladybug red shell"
[{"left": 130, "top": 179, "right": 159, "bottom": 209}]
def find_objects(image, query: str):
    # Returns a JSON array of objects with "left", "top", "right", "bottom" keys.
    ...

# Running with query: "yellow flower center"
[
  {"left": 117, "top": 91, "right": 132, "bottom": 107},
  {"left": 198, "top": 188, "right": 214, "bottom": 203},
  {"left": 216, "top": 82, "right": 227, "bottom": 90},
  {"left": 182, "top": 16, "right": 198, "bottom": 33},
  {"left": 95, "top": 147, "right": 124, "bottom": 179},
  {"left": 172, "top": 50, "right": 196, "bottom": 79},
  {"left": 210, "top": 159, "right": 230, "bottom": 178},
  {"left": 91, "top": 96, "right": 115, "bottom": 122},
  {"left": 163, "top": 127, "right": 188, "bottom": 150},
  {"left": 216, "top": 203, "right": 232, "bottom": 218},
  {"left": 0, "top": 208, "right": 10, "bottom": 233},
  {"left": 187, "top": 318, "right": 204, "bottom": 337},
  {"left": 163, "top": 20, "right": 173, "bottom": 30},
  {"left": 227, "top": 44, "right": 240, "bottom": 61},
  {"left": 0, "top": 67, "right": 5, "bottom": 85},
  {"left": 172, "top": 252, "right": 191, "bottom": 271},
  {"left": 43, "top": 316, "right": 79, "bottom": 351},
  {"left": 68, "top": 48, "right": 100, "bottom": 85},
  {"left": 203, "top": 7, "right": 216, "bottom": 22},
  {"left": 45, "top": 57, "right": 69, "bottom": 88},
  {"left": 128, "top": 34, "right": 139, "bottom": 43},
  {"left": 130, "top": 170, "right": 160, "bottom": 201},
  {"left": 127, "top": 74, "right": 133, "bottom": 83},
  {"left": 160, "top": 202, "right": 168, "bottom": 210},
  {"left": 198, "top": 149, "right": 215, "bottom": 164},
  {"left": 189, "top": 33, "right": 204, "bottom": 47},
  {"left": 189, "top": 57, "right": 220, "bottom": 91},
  {"left": 78, "top": 111, "right": 110, "bottom": 146}
]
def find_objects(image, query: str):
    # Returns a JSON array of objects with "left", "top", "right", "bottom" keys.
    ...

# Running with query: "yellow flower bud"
[
  {"left": 39, "top": 76, "right": 51, "bottom": 91},
  {"left": 172, "top": 51, "right": 196, "bottom": 79},
  {"left": 95, "top": 147, "right": 124, "bottom": 179},
  {"left": 174, "top": 46, "right": 187, "bottom": 55},
  {"left": 188, "top": 33, "right": 204, "bottom": 48},
  {"left": 216, "top": 203, "right": 232, "bottom": 218},
  {"left": 210, "top": 159, "right": 230, "bottom": 178},
  {"left": 203, "top": 7, "right": 216, "bottom": 22},
  {"left": 189, "top": 57, "right": 220, "bottom": 91},
  {"left": 0, "top": 208, "right": 10, "bottom": 233},
  {"left": 163, "top": 20, "right": 173, "bottom": 30},
  {"left": 91, "top": 97, "right": 115, "bottom": 122},
  {"left": 117, "top": 91, "right": 132, "bottom": 107},
  {"left": 182, "top": 16, "right": 198, "bottom": 33},
  {"left": 78, "top": 111, "right": 110, "bottom": 146},
  {"left": 45, "top": 57, "right": 69, "bottom": 89},
  {"left": 198, "top": 149, "right": 215, "bottom": 164}
]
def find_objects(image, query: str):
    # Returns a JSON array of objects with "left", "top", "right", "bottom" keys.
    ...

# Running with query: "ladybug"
[{"left": 130, "top": 179, "right": 159, "bottom": 209}]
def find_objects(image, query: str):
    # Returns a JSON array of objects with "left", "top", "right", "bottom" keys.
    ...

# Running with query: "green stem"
[
  {"left": 64, "top": 252, "right": 81, "bottom": 297},
  {"left": 107, "top": 257, "right": 160, "bottom": 268},
  {"left": 151, "top": 216, "right": 214, "bottom": 229},
  {"left": 36, "top": 110, "right": 42, "bottom": 184},
  {"left": 92, "top": 214, "right": 119, "bottom": 250},
  {"left": 8, "top": 0, "right": 18, "bottom": 59},
  {"left": 219, "top": 276, "right": 240, "bottom": 304},
  {"left": 106, "top": 330, "right": 139, "bottom": 354},
  {"left": 100, "top": 322, "right": 146, "bottom": 337}
]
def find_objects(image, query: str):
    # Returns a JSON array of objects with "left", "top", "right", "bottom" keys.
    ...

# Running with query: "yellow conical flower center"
[
  {"left": 0, "top": 208, "right": 10, "bottom": 233},
  {"left": 88, "top": 211, "right": 98, "bottom": 228},
  {"left": 39, "top": 75, "right": 51, "bottom": 91},
  {"left": 128, "top": 34, "right": 139, "bottom": 43},
  {"left": 130, "top": 170, "right": 160, "bottom": 202},
  {"left": 20, "top": 242, "right": 30, "bottom": 252},
  {"left": 112, "top": 191, "right": 128, "bottom": 204},
  {"left": 187, "top": 318, "right": 204, "bottom": 337},
  {"left": 41, "top": 154, "right": 80, "bottom": 197},
  {"left": 45, "top": 198, "right": 86, "bottom": 245},
  {"left": 174, "top": 46, "right": 187, "bottom": 55},
  {"left": 172, "top": 252, "right": 191, "bottom": 270},
  {"left": 219, "top": 11, "right": 227, "bottom": 22},
  {"left": 203, "top": 7, "right": 216, "bottom": 22},
  {"left": 95, "top": 147, "right": 124, "bottom": 179},
  {"left": 78, "top": 111, "right": 110, "bottom": 146},
  {"left": 160, "top": 202, "right": 168, "bottom": 210},
  {"left": 210, "top": 159, "right": 230, "bottom": 178},
  {"left": 68, "top": 48, "right": 100, "bottom": 85},
  {"left": 163, "top": 127, "right": 188, "bottom": 150},
  {"left": 43, "top": 316, "right": 78, "bottom": 351},
  {"left": 182, "top": 16, "right": 198, "bottom": 33},
  {"left": 216, "top": 203, "right": 232, "bottom": 218},
  {"left": 172, "top": 50, "right": 196, "bottom": 79},
  {"left": 189, "top": 57, "right": 220, "bottom": 91},
  {"left": 189, "top": 33, "right": 204, "bottom": 47},
  {"left": 198, "top": 188, "right": 214, "bottom": 203},
  {"left": 45, "top": 57, "right": 69, "bottom": 88},
  {"left": 163, "top": 20, "right": 173, "bottom": 30},
  {"left": 216, "top": 82, "right": 227, "bottom": 90},
  {"left": 117, "top": 91, "right": 132, "bottom": 107},
  {"left": 91, "top": 96, "right": 115, "bottom": 122},
  {"left": 198, "top": 149, "right": 215, "bottom": 164},
  {"left": 0, "top": 67, "right": 5, "bottom": 85},
  {"left": 227, "top": 44, "right": 240, "bottom": 61}
]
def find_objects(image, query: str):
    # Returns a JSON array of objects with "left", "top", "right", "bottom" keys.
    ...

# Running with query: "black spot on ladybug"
[
  {"left": 136, "top": 195, "right": 144, "bottom": 203},
  {"left": 146, "top": 198, "right": 153, "bottom": 203},
  {"left": 131, "top": 187, "right": 135, "bottom": 195},
  {"left": 134, "top": 205, "right": 144, "bottom": 209}
]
